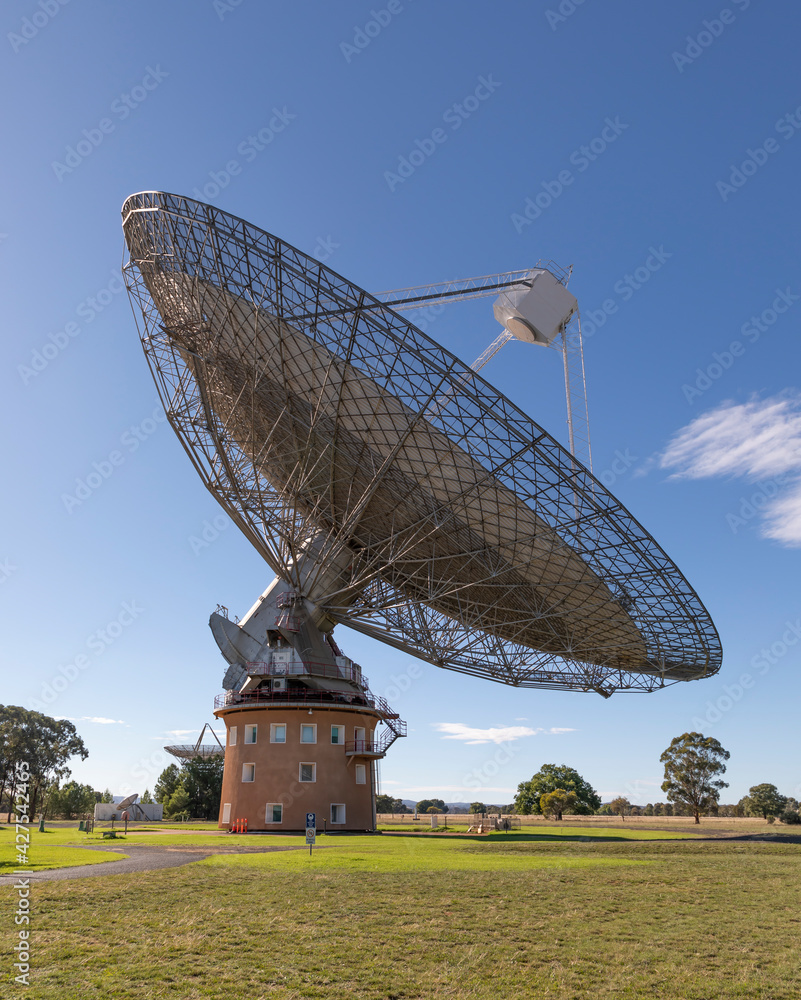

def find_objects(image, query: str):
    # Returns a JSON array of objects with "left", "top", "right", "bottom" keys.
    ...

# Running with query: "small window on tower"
[
  {"left": 242, "top": 763, "right": 255, "bottom": 782},
  {"left": 300, "top": 724, "right": 317, "bottom": 744},
  {"left": 270, "top": 724, "right": 286, "bottom": 743},
  {"left": 330, "top": 803, "right": 346, "bottom": 824},
  {"left": 299, "top": 762, "right": 316, "bottom": 783},
  {"left": 244, "top": 725, "right": 257, "bottom": 744},
  {"left": 331, "top": 725, "right": 345, "bottom": 745},
  {"left": 265, "top": 803, "right": 283, "bottom": 824},
  {"left": 229, "top": 726, "right": 237, "bottom": 746}
]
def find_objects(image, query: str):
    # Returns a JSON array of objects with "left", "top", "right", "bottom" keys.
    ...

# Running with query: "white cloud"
[
  {"left": 58, "top": 716, "right": 126, "bottom": 725},
  {"left": 433, "top": 722, "right": 574, "bottom": 745},
  {"left": 660, "top": 393, "right": 801, "bottom": 546}
]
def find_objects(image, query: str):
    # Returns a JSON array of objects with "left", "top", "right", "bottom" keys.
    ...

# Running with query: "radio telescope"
[
  {"left": 165, "top": 722, "right": 225, "bottom": 761},
  {"left": 122, "top": 190, "right": 721, "bottom": 704}
]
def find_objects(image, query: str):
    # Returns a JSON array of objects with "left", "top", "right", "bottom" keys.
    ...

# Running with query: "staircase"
[{"left": 345, "top": 716, "right": 407, "bottom": 759}]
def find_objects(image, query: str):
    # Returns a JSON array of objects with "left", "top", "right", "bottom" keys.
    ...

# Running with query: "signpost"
[{"left": 306, "top": 812, "right": 316, "bottom": 856}]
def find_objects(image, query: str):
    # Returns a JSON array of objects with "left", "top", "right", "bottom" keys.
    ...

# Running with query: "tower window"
[
  {"left": 265, "top": 803, "right": 283, "bottom": 824},
  {"left": 229, "top": 726, "right": 237, "bottom": 746},
  {"left": 242, "top": 763, "right": 255, "bottom": 782},
  {"left": 330, "top": 803, "right": 346, "bottom": 824},
  {"left": 270, "top": 724, "right": 286, "bottom": 743},
  {"left": 300, "top": 724, "right": 317, "bottom": 744},
  {"left": 331, "top": 725, "right": 345, "bottom": 744},
  {"left": 244, "top": 725, "right": 257, "bottom": 744},
  {"left": 299, "top": 762, "right": 316, "bottom": 783}
]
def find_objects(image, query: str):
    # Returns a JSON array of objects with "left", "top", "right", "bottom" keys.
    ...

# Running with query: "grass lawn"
[
  {"left": 1, "top": 828, "right": 800, "bottom": 998},
  {"left": 0, "top": 843, "right": 127, "bottom": 874}
]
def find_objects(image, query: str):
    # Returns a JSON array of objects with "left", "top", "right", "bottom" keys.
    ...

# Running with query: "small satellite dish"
[{"left": 117, "top": 793, "right": 138, "bottom": 811}]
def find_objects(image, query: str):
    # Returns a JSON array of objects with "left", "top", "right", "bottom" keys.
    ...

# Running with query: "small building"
[{"left": 94, "top": 801, "right": 163, "bottom": 822}]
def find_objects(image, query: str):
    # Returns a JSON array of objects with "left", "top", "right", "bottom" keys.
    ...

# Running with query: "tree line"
[
  {"left": 379, "top": 734, "right": 800, "bottom": 826},
  {"left": 514, "top": 734, "right": 799, "bottom": 825}
]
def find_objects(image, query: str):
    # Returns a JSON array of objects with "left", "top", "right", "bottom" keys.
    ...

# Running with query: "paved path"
[{"left": 0, "top": 843, "right": 305, "bottom": 883}]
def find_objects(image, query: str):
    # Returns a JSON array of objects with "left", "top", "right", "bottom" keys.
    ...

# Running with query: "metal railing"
[
  {"left": 214, "top": 685, "right": 399, "bottom": 718},
  {"left": 214, "top": 687, "right": 372, "bottom": 711},
  {"left": 246, "top": 659, "right": 365, "bottom": 687},
  {"left": 345, "top": 719, "right": 407, "bottom": 757}
]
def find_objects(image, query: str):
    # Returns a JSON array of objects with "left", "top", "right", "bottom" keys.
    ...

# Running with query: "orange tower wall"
[{"left": 214, "top": 704, "right": 380, "bottom": 831}]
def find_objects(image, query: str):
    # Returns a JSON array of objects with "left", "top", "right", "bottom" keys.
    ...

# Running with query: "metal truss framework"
[
  {"left": 122, "top": 191, "right": 722, "bottom": 695},
  {"left": 164, "top": 722, "right": 225, "bottom": 761},
  {"left": 375, "top": 270, "right": 593, "bottom": 472}
]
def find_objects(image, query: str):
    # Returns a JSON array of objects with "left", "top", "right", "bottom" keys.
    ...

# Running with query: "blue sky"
[{"left": 3, "top": 0, "right": 800, "bottom": 806}]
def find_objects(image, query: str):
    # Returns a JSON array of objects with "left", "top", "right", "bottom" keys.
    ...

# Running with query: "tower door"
[{"left": 354, "top": 726, "right": 365, "bottom": 751}]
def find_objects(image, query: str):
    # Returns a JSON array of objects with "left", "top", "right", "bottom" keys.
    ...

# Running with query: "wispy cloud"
[
  {"left": 433, "top": 723, "right": 574, "bottom": 745},
  {"left": 660, "top": 393, "right": 801, "bottom": 546},
  {"left": 58, "top": 716, "right": 126, "bottom": 725}
]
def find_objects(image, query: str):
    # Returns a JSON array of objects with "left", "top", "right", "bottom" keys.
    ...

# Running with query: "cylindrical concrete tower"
[
  {"left": 215, "top": 699, "right": 391, "bottom": 831},
  {"left": 210, "top": 584, "right": 406, "bottom": 832}
]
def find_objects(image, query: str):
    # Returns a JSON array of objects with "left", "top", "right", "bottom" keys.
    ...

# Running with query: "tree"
[
  {"left": 100, "top": 788, "right": 114, "bottom": 804},
  {"left": 153, "top": 760, "right": 222, "bottom": 820},
  {"left": 375, "top": 794, "right": 409, "bottom": 814},
  {"left": 0, "top": 706, "right": 89, "bottom": 819},
  {"left": 47, "top": 781, "right": 96, "bottom": 819},
  {"left": 515, "top": 764, "right": 601, "bottom": 816},
  {"left": 644, "top": 803, "right": 654, "bottom": 816},
  {"left": 469, "top": 802, "right": 486, "bottom": 816},
  {"left": 660, "top": 732, "right": 730, "bottom": 824},
  {"left": 375, "top": 793, "right": 395, "bottom": 813},
  {"left": 745, "top": 784, "right": 787, "bottom": 821},
  {"left": 165, "top": 786, "right": 190, "bottom": 819},
  {"left": 609, "top": 797, "right": 631, "bottom": 820},
  {"left": 141, "top": 789, "right": 153, "bottom": 804},
  {"left": 154, "top": 764, "right": 182, "bottom": 805},
  {"left": 416, "top": 798, "right": 448, "bottom": 814},
  {"left": 539, "top": 788, "right": 576, "bottom": 821},
  {"left": 182, "top": 758, "right": 224, "bottom": 820}
]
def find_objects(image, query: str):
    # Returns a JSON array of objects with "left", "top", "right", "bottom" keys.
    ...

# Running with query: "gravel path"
[{"left": 0, "top": 843, "right": 305, "bottom": 883}]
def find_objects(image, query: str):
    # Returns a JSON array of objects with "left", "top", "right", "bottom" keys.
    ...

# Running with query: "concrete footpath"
[{"left": 0, "top": 843, "right": 306, "bottom": 882}]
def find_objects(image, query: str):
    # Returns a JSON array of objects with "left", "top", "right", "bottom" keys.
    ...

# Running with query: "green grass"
[
  {"left": 202, "top": 832, "right": 644, "bottom": 874},
  {"left": 0, "top": 843, "right": 127, "bottom": 873},
  {"left": 2, "top": 829, "right": 801, "bottom": 997},
  {"left": 0, "top": 826, "right": 294, "bottom": 851}
]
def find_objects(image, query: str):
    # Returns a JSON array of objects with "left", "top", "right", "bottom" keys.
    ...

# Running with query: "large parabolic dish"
[{"left": 122, "top": 191, "right": 722, "bottom": 695}]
